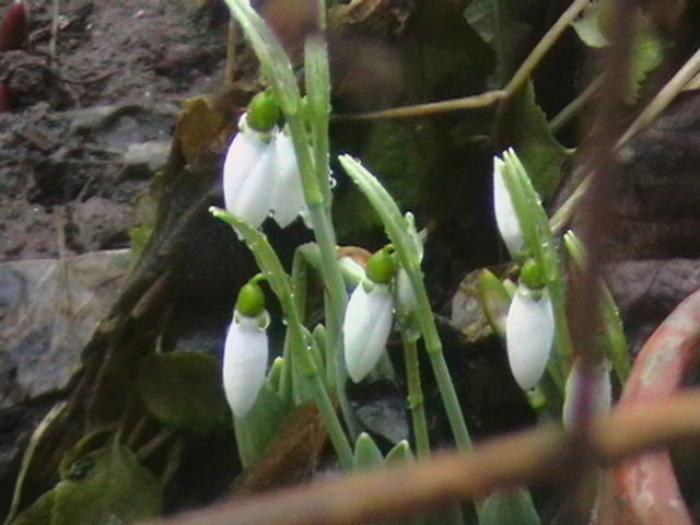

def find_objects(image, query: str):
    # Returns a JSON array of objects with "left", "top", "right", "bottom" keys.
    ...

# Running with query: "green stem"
[
  {"left": 307, "top": 202, "right": 358, "bottom": 437},
  {"left": 402, "top": 333, "right": 430, "bottom": 458},
  {"left": 339, "top": 155, "right": 474, "bottom": 452},
  {"left": 308, "top": 373, "right": 353, "bottom": 470},
  {"left": 504, "top": 0, "right": 591, "bottom": 95},
  {"left": 402, "top": 238, "right": 472, "bottom": 452},
  {"left": 211, "top": 208, "right": 353, "bottom": 469}
]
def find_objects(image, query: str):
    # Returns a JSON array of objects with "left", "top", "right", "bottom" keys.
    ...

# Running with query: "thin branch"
[
  {"left": 551, "top": 45, "right": 700, "bottom": 234},
  {"left": 335, "top": 90, "right": 508, "bottom": 121},
  {"left": 617, "top": 46, "right": 700, "bottom": 146},
  {"left": 549, "top": 75, "right": 602, "bottom": 134},
  {"left": 504, "top": 0, "right": 590, "bottom": 95},
  {"left": 336, "top": 0, "right": 590, "bottom": 121},
  {"left": 146, "top": 389, "right": 700, "bottom": 525}
]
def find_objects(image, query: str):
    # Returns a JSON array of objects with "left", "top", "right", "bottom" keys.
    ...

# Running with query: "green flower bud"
[
  {"left": 236, "top": 281, "right": 265, "bottom": 317},
  {"left": 365, "top": 249, "right": 396, "bottom": 285},
  {"left": 246, "top": 91, "right": 280, "bottom": 132},
  {"left": 520, "top": 258, "right": 546, "bottom": 290}
]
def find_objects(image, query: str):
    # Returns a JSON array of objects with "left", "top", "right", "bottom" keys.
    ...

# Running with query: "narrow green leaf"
[
  {"left": 384, "top": 440, "right": 413, "bottom": 466},
  {"left": 234, "top": 381, "right": 291, "bottom": 468},
  {"left": 352, "top": 433, "right": 384, "bottom": 471},
  {"left": 563, "top": 231, "right": 630, "bottom": 384},
  {"left": 480, "top": 488, "right": 541, "bottom": 525}
]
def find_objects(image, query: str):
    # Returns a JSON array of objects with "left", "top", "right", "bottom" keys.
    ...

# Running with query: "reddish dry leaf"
[{"left": 0, "top": 1, "right": 28, "bottom": 51}]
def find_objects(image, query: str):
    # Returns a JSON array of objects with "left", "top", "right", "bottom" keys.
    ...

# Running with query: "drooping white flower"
[
  {"left": 343, "top": 280, "right": 394, "bottom": 383},
  {"left": 222, "top": 310, "right": 269, "bottom": 418},
  {"left": 223, "top": 116, "right": 308, "bottom": 229},
  {"left": 562, "top": 357, "right": 612, "bottom": 427},
  {"left": 506, "top": 284, "right": 554, "bottom": 390},
  {"left": 223, "top": 114, "right": 276, "bottom": 228},
  {"left": 493, "top": 155, "right": 524, "bottom": 257},
  {"left": 269, "top": 128, "right": 306, "bottom": 228}
]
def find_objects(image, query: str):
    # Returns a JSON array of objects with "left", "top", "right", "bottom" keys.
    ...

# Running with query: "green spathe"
[
  {"left": 246, "top": 91, "right": 280, "bottom": 132},
  {"left": 520, "top": 258, "right": 546, "bottom": 290},
  {"left": 236, "top": 280, "right": 266, "bottom": 317},
  {"left": 366, "top": 248, "right": 397, "bottom": 285}
]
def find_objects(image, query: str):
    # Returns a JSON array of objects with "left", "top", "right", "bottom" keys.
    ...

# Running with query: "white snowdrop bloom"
[
  {"left": 562, "top": 357, "right": 612, "bottom": 427},
  {"left": 493, "top": 156, "right": 524, "bottom": 257},
  {"left": 343, "top": 280, "right": 394, "bottom": 383},
  {"left": 395, "top": 268, "right": 416, "bottom": 320},
  {"left": 223, "top": 114, "right": 276, "bottom": 228},
  {"left": 506, "top": 284, "right": 554, "bottom": 390},
  {"left": 269, "top": 129, "right": 306, "bottom": 228},
  {"left": 222, "top": 311, "right": 269, "bottom": 418}
]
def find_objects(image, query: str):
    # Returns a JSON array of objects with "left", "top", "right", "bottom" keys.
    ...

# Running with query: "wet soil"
[{"left": 0, "top": 0, "right": 229, "bottom": 261}]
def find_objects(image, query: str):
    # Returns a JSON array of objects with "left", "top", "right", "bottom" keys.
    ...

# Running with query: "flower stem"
[
  {"left": 308, "top": 374, "right": 354, "bottom": 471},
  {"left": 211, "top": 208, "right": 353, "bottom": 469},
  {"left": 307, "top": 201, "right": 358, "bottom": 438},
  {"left": 402, "top": 333, "right": 430, "bottom": 458},
  {"left": 339, "top": 156, "right": 474, "bottom": 452}
]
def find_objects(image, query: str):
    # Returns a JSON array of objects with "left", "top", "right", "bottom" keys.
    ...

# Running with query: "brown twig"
[
  {"left": 336, "top": 0, "right": 590, "bottom": 121},
  {"left": 334, "top": 89, "right": 508, "bottom": 121},
  {"left": 565, "top": 0, "right": 636, "bottom": 431},
  {"left": 144, "top": 389, "right": 700, "bottom": 525},
  {"left": 617, "top": 46, "right": 700, "bottom": 146}
]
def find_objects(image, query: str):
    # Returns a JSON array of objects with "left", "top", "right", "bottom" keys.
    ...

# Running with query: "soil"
[
  {"left": 0, "top": 0, "right": 234, "bottom": 517},
  {"left": 0, "top": 0, "right": 229, "bottom": 261}
]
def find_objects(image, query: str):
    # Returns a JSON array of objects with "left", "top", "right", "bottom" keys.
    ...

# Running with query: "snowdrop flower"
[
  {"left": 269, "top": 128, "right": 306, "bottom": 228},
  {"left": 223, "top": 113, "right": 277, "bottom": 228},
  {"left": 493, "top": 154, "right": 524, "bottom": 257},
  {"left": 223, "top": 280, "right": 269, "bottom": 418},
  {"left": 223, "top": 91, "right": 307, "bottom": 229},
  {"left": 506, "top": 260, "right": 554, "bottom": 390},
  {"left": 344, "top": 249, "right": 396, "bottom": 383},
  {"left": 562, "top": 357, "right": 612, "bottom": 427}
]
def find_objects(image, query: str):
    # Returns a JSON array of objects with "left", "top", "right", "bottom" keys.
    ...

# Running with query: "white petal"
[
  {"left": 395, "top": 268, "right": 416, "bottom": 319},
  {"left": 223, "top": 115, "right": 275, "bottom": 228},
  {"left": 506, "top": 286, "right": 554, "bottom": 390},
  {"left": 493, "top": 156, "right": 524, "bottom": 257},
  {"left": 222, "top": 312, "right": 269, "bottom": 418},
  {"left": 562, "top": 358, "right": 612, "bottom": 427},
  {"left": 270, "top": 131, "right": 306, "bottom": 228},
  {"left": 343, "top": 281, "right": 394, "bottom": 383}
]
